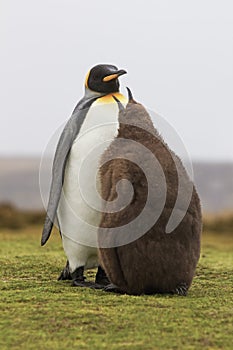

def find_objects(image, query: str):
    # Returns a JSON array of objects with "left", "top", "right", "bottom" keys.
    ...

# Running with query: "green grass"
[{"left": 0, "top": 227, "right": 232, "bottom": 350}]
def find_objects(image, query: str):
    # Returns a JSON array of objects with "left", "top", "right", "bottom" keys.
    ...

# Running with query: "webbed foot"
[
  {"left": 104, "top": 283, "right": 124, "bottom": 294},
  {"left": 95, "top": 266, "right": 110, "bottom": 286},
  {"left": 70, "top": 266, "right": 104, "bottom": 289},
  {"left": 71, "top": 266, "right": 86, "bottom": 287},
  {"left": 72, "top": 280, "right": 105, "bottom": 289},
  {"left": 72, "top": 280, "right": 96, "bottom": 288}
]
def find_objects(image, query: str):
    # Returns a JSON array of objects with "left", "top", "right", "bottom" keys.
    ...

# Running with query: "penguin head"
[{"left": 85, "top": 64, "right": 127, "bottom": 94}]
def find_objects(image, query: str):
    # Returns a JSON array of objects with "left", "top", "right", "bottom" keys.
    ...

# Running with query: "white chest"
[{"left": 57, "top": 96, "right": 126, "bottom": 248}]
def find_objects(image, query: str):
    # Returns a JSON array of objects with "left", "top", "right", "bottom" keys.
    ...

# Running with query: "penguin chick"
[{"left": 98, "top": 89, "right": 202, "bottom": 295}]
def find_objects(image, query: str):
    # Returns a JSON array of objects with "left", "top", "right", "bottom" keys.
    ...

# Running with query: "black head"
[{"left": 85, "top": 64, "right": 127, "bottom": 93}]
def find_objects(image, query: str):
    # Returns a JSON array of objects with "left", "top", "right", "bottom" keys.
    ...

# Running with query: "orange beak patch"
[{"left": 102, "top": 73, "right": 119, "bottom": 82}]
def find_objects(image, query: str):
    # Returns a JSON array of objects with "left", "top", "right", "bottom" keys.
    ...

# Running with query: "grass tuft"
[{"left": 0, "top": 226, "right": 232, "bottom": 349}]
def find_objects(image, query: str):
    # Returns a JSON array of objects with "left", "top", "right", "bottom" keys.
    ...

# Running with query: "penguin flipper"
[{"left": 41, "top": 96, "right": 101, "bottom": 246}]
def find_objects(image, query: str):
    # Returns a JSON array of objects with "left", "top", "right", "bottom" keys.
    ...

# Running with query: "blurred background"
[{"left": 0, "top": 0, "right": 232, "bottom": 229}]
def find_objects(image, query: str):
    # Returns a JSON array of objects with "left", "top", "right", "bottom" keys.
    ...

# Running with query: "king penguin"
[
  {"left": 98, "top": 89, "right": 202, "bottom": 295},
  {"left": 41, "top": 64, "right": 127, "bottom": 287}
]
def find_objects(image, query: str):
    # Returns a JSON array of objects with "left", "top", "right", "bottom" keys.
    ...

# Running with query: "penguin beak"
[{"left": 103, "top": 69, "right": 127, "bottom": 82}]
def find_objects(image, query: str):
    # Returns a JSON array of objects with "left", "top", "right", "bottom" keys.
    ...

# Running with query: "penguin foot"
[
  {"left": 57, "top": 260, "right": 72, "bottom": 281},
  {"left": 71, "top": 266, "right": 86, "bottom": 286},
  {"left": 72, "top": 280, "right": 105, "bottom": 289},
  {"left": 72, "top": 279, "right": 92, "bottom": 287},
  {"left": 95, "top": 266, "right": 110, "bottom": 286},
  {"left": 172, "top": 283, "right": 188, "bottom": 296},
  {"left": 104, "top": 283, "right": 124, "bottom": 294},
  {"left": 70, "top": 266, "right": 104, "bottom": 289},
  {"left": 89, "top": 283, "right": 105, "bottom": 290}
]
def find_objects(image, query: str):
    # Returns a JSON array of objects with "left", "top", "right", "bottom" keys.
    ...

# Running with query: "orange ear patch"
[{"left": 85, "top": 70, "right": 91, "bottom": 88}]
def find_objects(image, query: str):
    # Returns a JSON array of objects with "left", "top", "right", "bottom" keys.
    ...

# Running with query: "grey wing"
[{"left": 41, "top": 96, "right": 100, "bottom": 246}]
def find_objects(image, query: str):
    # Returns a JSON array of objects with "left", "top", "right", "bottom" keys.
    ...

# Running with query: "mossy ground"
[{"left": 0, "top": 227, "right": 232, "bottom": 350}]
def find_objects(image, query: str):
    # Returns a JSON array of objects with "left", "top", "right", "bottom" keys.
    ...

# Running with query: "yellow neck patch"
[{"left": 95, "top": 92, "right": 127, "bottom": 105}]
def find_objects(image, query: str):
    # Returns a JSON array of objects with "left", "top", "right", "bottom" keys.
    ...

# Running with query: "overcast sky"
[{"left": 1, "top": 0, "right": 233, "bottom": 161}]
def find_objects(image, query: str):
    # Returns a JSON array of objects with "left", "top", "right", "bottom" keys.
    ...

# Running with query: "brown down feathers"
[{"left": 98, "top": 98, "right": 202, "bottom": 295}]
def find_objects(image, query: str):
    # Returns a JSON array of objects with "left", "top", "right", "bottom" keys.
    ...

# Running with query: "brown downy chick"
[{"left": 98, "top": 88, "right": 202, "bottom": 295}]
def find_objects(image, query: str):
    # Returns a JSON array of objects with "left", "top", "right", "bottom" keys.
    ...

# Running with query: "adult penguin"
[
  {"left": 98, "top": 89, "right": 202, "bottom": 295},
  {"left": 41, "top": 64, "right": 127, "bottom": 287}
]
